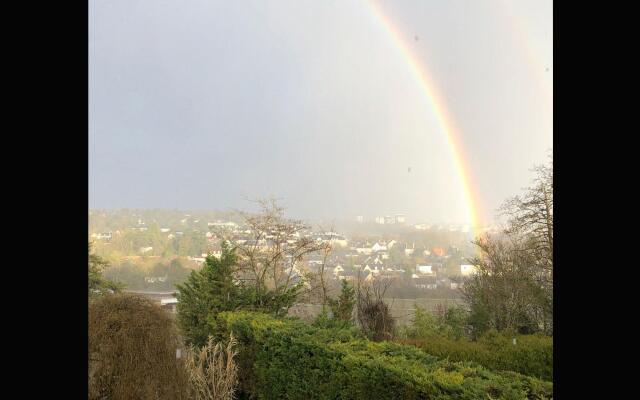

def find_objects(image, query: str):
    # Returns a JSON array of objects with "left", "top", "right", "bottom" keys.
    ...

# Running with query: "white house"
[
  {"left": 333, "top": 265, "right": 344, "bottom": 276},
  {"left": 323, "top": 233, "right": 348, "bottom": 248},
  {"left": 461, "top": 264, "right": 477, "bottom": 276},
  {"left": 414, "top": 224, "right": 427, "bottom": 230},
  {"left": 188, "top": 256, "right": 206, "bottom": 264},
  {"left": 413, "top": 275, "right": 437, "bottom": 289},
  {"left": 208, "top": 221, "right": 238, "bottom": 229},
  {"left": 371, "top": 243, "right": 387, "bottom": 253},
  {"left": 93, "top": 232, "right": 113, "bottom": 240},
  {"left": 145, "top": 276, "right": 167, "bottom": 283},
  {"left": 416, "top": 265, "right": 434, "bottom": 275},
  {"left": 140, "top": 246, "right": 153, "bottom": 254},
  {"left": 338, "top": 275, "right": 355, "bottom": 282},
  {"left": 160, "top": 297, "right": 178, "bottom": 313}
]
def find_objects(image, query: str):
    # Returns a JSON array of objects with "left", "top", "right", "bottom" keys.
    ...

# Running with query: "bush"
[
  {"left": 184, "top": 334, "right": 239, "bottom": 400},
  {"left": 400, "top": 305, "right": 470, "bottom": 341},
  {"left": 211, "top": 311, "right": 552, "bottom": 399},
  {"left": 88, "top": 294, "right": 188, "bottom": 399},
  {"left": 399, "top": 330, "right": 553, "bottom": 381},
  {"left": 356, "top": 280, "right": 395, "bottom": 341}
]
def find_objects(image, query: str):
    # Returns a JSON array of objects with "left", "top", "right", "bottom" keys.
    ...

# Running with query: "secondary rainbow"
[{"left": 365, "top": 0, "right": 485, "bottom": 232}]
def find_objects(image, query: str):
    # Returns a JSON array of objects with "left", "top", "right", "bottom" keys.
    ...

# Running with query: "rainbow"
[{"left": 364, "top": 0, "right": 485, "bottom": 234}]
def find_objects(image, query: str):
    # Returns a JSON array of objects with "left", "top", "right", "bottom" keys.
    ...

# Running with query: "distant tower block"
[
  {"left": 395, "top": 214, "right": 406, "bottom": 224},
  {"left": 356, "top": 216, "right": 364, "bottom": 223}
]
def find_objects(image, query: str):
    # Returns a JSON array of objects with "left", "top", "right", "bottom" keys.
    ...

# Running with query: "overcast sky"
[{"left": 89, "top": 0, "right": 552, "bottom": 225}]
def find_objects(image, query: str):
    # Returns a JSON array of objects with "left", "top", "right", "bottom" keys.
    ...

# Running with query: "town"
[{"left": 90, "top": 209, "right": 499, "bottom": 299}]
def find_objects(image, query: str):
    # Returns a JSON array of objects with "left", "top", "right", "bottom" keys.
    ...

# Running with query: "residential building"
[
  {"left": 413, "top": 275, "right": 437, "bottom": 290},
  {"left": 460, "top": 264, "right": 477, "bottom": 276},
  {"left": 416, "top": 265, "right": 434, "bottom": 275}
]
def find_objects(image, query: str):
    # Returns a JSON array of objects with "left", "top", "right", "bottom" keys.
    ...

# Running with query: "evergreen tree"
[
  {"left": 89, "top": 242, "right": 123, "bottom": 297},
  {"left": 329, "top": 279, "right": 355, "bottom": 325},
  {"left": 176, "top": 245, "right": 239, "bottom": 347}
]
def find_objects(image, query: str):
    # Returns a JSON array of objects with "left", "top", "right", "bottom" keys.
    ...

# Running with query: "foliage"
[
  {"left": 89, "top": 242, "right": 123, "bottom": 296},
  {"left": 92, "top": 223, "right": 212, "bottom": 260},
  {"left": 176, "top": 242, "right": 306, "bottom": 347},
  {"left": 176, "top": 246, "right": 241, "bottom": 347},
  {"left": 210, "top": 311, "right": 552, "bottom": 399},
  {"left": 236, "top": 281, "right": 305, "bottom": 316},
  {"left": 184, "top": 334, "right": 239, "bottom": 400},
  {"left": 439, "top": 305, "right": 470, "bottom": 340},
  {"left": 328, "top": 279, "right": 356, "bottom": 325},
  {"left": 88, "top": 294, "right": 188, "bottom": 399},
  {"left": 400, "top": 304, "right": 469, "bottom": 341},
  {"left": 399, "top": 331, "right": 553, "bottom": 381},
  {"left": 104, "top": 258, "right": 193, "bottom": 291}
]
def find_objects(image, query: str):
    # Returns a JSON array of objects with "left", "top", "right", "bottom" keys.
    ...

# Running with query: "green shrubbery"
[
  {"left": 399, "top": 332, "right": 553, "bottom": 382},
  {"left": 211, "top": 311, "right": 552, "bottom": 400},
  {"left": 400, "top": 305, "right": 469, "bottom": 341},
  {"left": 397, "top": 305, "right": 552, "bottom": 381}
]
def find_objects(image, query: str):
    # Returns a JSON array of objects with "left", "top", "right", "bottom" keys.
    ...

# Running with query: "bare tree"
[
  {"left": 463, "top": 233, "right": 549, "bottom": 335},
  {"left": 498, "top": 155, "right": 553, "bottom": 333},
  {"left": 233, "top": 198, "right": 328, "bottom": 316},
  {"left": 355, "top": 274, "right": 396, "bottom": 341},
  {"left": 500, "top": 156, "right": 553, "bottom": 277},
  {"left": 310, "top": 226, "right": 336, "bottom": 312}
]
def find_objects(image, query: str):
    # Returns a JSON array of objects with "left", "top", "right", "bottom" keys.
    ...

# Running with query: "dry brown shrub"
[
  {"left": 88, "top": 294, "right": 188, "bottom": 399},
  {"left": 184, "top": 335, "right": 238, "bottom": 400},
  {"left": 356, "top": 278, "right": 396, "bottom": 341}
]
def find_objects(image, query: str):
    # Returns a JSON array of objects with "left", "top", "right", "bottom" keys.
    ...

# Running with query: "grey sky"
[{"left": 89, "top": 0, "right": 552, "bottom": 225}]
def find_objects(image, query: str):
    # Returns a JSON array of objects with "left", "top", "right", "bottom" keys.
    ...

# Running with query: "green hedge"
[
  {"left": 212, "top": 311, "right": 552, "bottom": 400},
  {"left": 399, "top": 332, "right": 553, "bottom": 381}
]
